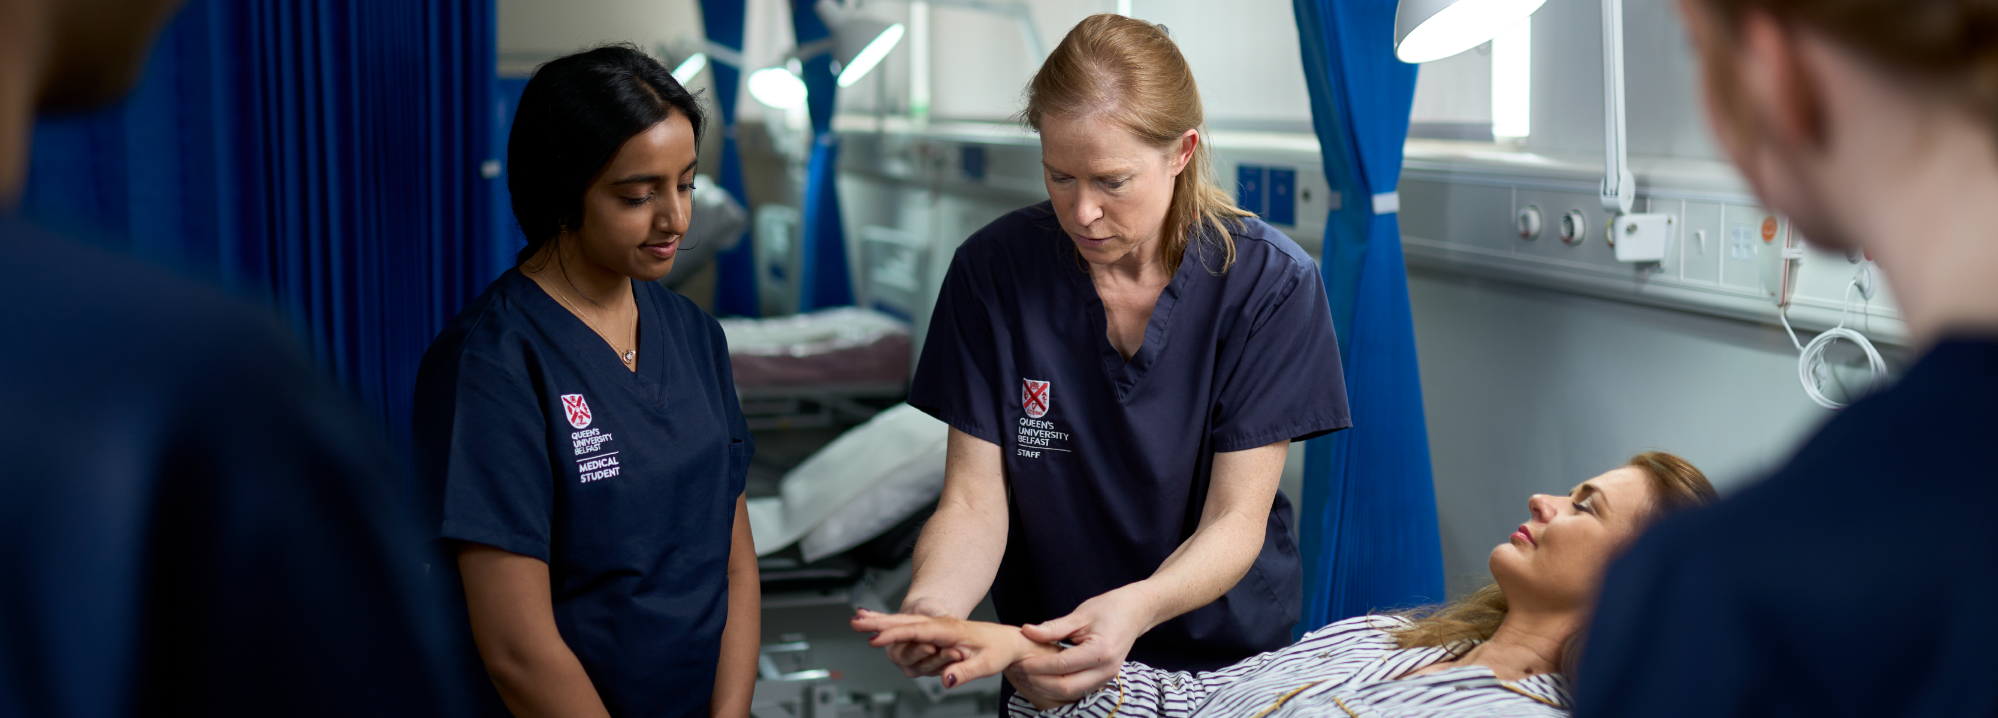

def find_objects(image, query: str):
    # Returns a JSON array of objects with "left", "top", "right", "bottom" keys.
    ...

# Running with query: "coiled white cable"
[{"left": 1779, "top": 281, "right": 1886, "bottom": 410}]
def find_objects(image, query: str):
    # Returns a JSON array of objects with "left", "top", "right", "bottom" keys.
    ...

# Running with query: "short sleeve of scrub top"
[
  {"left": 414, "top": 270, "right": 752, "bottom": 718},
  {"left": 909, "top": 203, "right": 1350, "bottom": 671}
]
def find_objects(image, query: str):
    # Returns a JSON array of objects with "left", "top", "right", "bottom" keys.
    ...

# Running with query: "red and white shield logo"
[
  {"left": 1022, "top": 379, "right": 1051, "bottom": 419},
  {"left": 561, "top": 394, "right": 593, "bottom": 429}
]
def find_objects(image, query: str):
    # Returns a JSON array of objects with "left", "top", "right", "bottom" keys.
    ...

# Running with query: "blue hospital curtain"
[
  {"left": 1292, "top": 0, "right": 1446, "bottom": 630},
  {"left": 703, "top": 0, "right": 760, "bottom": 317},
  {"left": 792, "top": 0, "right": 855, "bottom": 312},
  {"left": 22, "top": 0, "right": 501, "bottom": 457}
]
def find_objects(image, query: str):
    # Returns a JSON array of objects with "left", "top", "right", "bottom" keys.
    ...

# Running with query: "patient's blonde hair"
[
  {"left": 1022, "top": 14, "right": 1254, "bottom": 276},
  {"left": 1385, "top": 452, "right": 1717, "bottom": 668}
]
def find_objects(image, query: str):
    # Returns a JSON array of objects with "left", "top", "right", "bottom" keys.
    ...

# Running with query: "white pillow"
[{"left": 748, "top": 404, "right": 949, "bottom": 558}]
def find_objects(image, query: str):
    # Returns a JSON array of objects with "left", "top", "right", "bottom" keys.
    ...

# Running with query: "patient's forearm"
[{"left": 904, "top": 428, "right": 1009, "bottom": 618}]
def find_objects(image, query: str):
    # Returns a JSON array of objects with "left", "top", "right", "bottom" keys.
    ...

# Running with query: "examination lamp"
[
  {"left": 748, "top": 64, "right": 811, "bottom": 109},
  {"left": 1393, "top": 0, "right": 1546, "bottom": 63},
  {"left": 671, "top": 52, "right": 708, "bottom": 84},
  {"left": 742, "top": 0, "right": 905, "bottom": 109},
  {"left": 820, "top": 0, "right": 906, "bottom": 88}
]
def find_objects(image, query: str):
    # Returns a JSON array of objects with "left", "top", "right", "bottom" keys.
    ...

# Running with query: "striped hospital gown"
[{"left": 1006, "top": 615, "right": 1570, "bottom": 718}]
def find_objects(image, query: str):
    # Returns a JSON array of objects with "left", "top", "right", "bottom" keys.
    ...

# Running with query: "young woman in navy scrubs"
[
  {"left": 413, "top": 46, "right": 758, "bottom": 718},
  {"left": 887, "top": 15, "right": 1350, "bottom": 706}
]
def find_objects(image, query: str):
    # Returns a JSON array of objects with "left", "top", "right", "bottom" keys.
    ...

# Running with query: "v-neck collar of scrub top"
[
  {"left": 1077, "top": 240, "right": 1206, "bottom": 402},
  {"left": 511, "top": 269, "right": 669, "bottom": 406}
]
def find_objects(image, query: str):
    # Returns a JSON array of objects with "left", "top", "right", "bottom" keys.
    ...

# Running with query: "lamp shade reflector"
[
  {"left": 672, "top": 53, "right": 708, "bottom": 84},
  {"left": 836, "top": 22, "right": 904, "bottom": 87},
  {"left": 748, "top": 66, "right": 809, "bottom": 109},
  {"left": 1394, "top": 0, "right": 1544, "bottom": 63}
]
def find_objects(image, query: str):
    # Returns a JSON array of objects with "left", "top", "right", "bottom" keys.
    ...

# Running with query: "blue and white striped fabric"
[{"left": 1007, "top": 616, "right": 1569, "bottom": 718}]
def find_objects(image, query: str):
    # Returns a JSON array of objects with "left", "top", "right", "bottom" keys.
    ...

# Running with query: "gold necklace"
[{"left": 548, "top": 277, "right": 637, "bottom": 366}]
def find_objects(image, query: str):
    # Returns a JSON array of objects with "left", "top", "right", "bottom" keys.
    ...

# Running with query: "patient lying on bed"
[{"left": 854, "top": 452, "right": 1717, "bottom": 718}]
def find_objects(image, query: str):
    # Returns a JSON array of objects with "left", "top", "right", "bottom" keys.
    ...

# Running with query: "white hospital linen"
[
  {"left": 1008, "top": 616, "right": 1569, "bottom": 718},
  {"left": 748, "top": 403, "right": 948, "bottom": 557}
]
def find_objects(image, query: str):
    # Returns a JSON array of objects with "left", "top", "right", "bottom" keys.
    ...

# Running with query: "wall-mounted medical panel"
[
  {"left": 1210, "top": 137, "right": 1333, "bottom": 257},
  {"left": 1233, "top": 163, "right": 1301, "bottom": 229},
  {"left": 1674, "top": 200, "right": 1724, "bottom": 286},
  {"left": 1397, "top": 141, "right": 1906, "bottom": 344},
  {"left": 1237, "top": 165, "right": 1265, "bottom": 217},
  {"left": 831, "top": 123, "right": 1904, "bottom": 347},
  {"left": 1267, "top": 167, "right": 1297, "bottom": 226}
]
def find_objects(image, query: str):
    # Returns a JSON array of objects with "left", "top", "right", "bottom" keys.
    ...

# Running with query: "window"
[{"left": 1408, "top": 16, "right": 1531, "bottom": 143}]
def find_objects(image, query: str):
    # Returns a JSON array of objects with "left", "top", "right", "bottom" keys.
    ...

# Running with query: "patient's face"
[{"left": 1489, "top": 467, "right": 1656, "bottom": 612}]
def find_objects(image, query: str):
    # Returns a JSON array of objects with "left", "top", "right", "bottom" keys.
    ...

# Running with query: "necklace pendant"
[{"left": 622, "top": 350, "right": 636, "bottom": 364}]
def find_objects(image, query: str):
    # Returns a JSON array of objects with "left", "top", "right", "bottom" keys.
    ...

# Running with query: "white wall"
[
  {"left": 497, "top": 0, "right": 707, "bottom": 76},
  {"left": 1131, "top": 0, "right": 1313, "bottom": 130},
  {"left": 1409, "top": 47, "right": 1492, "bottom": 127},
  {"left": 832, "top": 0, "right": 1311, "bottom": 127},
  {"left": 1407, "top": 269, "right": 1833, "bottom": 594},
  {"left": 1526, "top": 0, "right": 1720, "bottom": 159}
]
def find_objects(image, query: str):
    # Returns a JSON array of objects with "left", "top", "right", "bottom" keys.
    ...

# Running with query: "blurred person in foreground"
[
  {"left": 1577, "top": 1, "right": 1998, "bottom": 715},
  {"left": 0, "top": 1, "right": 458, "bottom": 715}
]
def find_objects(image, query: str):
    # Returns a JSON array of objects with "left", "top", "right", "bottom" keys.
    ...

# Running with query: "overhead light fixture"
[
  {"left": 671, "top": 52, "right": 708, "bottom": 84},
  {"left": 835, "top": 22, "right": 904, "bottom": 87},
  {"left": 1393, "top": 0, "right": 1546, "bottom": 63},
  {"left": 735, "top": 0, "right": 910, "bottom": 108},
  {"left": 816, "top": 0, "right": 906, "bottom": 88},
  {"left": 748, "top": 66, "right": 809, "bottom": 109}
]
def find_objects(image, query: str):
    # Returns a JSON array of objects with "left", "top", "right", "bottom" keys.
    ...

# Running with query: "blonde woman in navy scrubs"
[
  {"left": 413, "top": 46, "right": 757, "bottom": 718},
  {"left": 886, "top": 16, "right": 1351, "bottom": 707}
]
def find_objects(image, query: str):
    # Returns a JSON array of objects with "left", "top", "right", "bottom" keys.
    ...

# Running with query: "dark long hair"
[{"left": 506, "top": 44, "right": 705, "bottom": 266}]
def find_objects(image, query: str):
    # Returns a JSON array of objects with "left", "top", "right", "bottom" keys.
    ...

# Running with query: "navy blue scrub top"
[
  {"left": 909, "top": 202, "right": 1351, "bottom": 671},
  {"left": 414, "top": 269, "right": 753, "bottom": 718},
  {"left": 0, "top": 218, "right": 461, "bottom": 717},
  {"left": 1577, "top": 338, "right": 1998, "bottom": 718}
]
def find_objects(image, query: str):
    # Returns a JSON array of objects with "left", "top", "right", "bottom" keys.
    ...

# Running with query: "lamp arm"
[
  {"left": 701, "top": 41, "right": 747, "bottom": 69},
  {"left": 1600, "top": 0, "right": 1635, "bottom": 214},
  {"left": 792, "top": 38, "right": 836, "bottom": 63}
]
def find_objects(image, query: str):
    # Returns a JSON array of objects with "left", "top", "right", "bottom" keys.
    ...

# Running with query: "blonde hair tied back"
[{"left": 1022, "top": 14, "right": 1254, "bottom": 275}]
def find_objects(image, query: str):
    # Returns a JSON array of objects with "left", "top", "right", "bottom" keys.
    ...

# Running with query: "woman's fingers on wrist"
[
  {"left": 1019, "top": 615, "right": 1085, "bottom": 643},
  {"left": 1016, "top": 641, "right": 1111, "bottom": 675}
]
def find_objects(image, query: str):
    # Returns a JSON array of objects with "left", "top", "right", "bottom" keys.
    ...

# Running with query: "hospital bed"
[
  {"left": 724, "top": 307, "right": 912, "bottom": 431},
  {"left": 726, "top": 224, "right": 932, "bottom": 431}
]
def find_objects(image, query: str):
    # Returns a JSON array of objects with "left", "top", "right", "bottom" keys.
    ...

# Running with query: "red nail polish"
[{"left": 944, "top": 675, "right": 957, "bottom": 688}]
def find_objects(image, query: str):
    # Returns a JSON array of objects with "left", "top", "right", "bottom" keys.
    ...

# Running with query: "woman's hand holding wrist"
[
  {"left": 855, "top": 610, "right": 1061, "bottom": 689},
  {"left": 1008, "top": 585, "right": 1155, "bottom": 703}
]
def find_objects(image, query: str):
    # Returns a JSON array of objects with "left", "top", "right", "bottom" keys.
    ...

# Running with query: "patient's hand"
[{"left": 852, "top": 610, "right": 1065, "bottom": 708}]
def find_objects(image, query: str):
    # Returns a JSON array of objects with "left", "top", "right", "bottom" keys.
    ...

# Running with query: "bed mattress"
[{"left": 719, "top": 307, "right": 912, "bottom": 387}]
